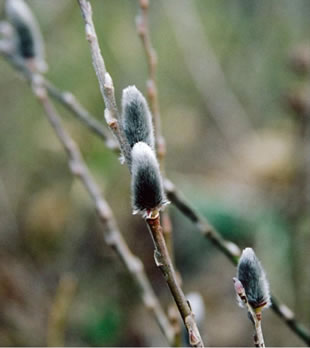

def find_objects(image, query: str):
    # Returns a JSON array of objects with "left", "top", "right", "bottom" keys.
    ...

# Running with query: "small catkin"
[
  {"left": 121, "top": 86, "right": 155, "bottom": 150},
  {"left": 5, "top": 0, "right": 47, "bottom": 72},
  {"left": 131, "top": 142, "right": 167, "bottom": 217},
  {"left": 237, "top": 248, "right": 271, "bottom": 309}
]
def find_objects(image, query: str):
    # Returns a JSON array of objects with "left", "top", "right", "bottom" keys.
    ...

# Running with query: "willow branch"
[
  {"left": 146, "top": 215, "right": 204, "bottom": 347},
  {"left": 31, "top": 82, "right": 176, "bottom": 345}
]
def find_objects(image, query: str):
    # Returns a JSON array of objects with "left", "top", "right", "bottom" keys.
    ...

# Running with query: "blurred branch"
[
  {"left": 0, "top": 44, "right": 117, "bottom": 151},
  {"left": 47, "top": 273, "right": 77, "bottom": 347},
  {"left": 136, "top": 0, "right": 165, "bottom": 161},
  {"left": 162, "top": 0, "right": 259, "bottom": 156},
  {"left": 78, "top": 2, "right": 204, "bottom": 346}
]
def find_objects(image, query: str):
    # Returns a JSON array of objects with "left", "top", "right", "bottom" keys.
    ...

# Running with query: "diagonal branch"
[{"left": 0, "top": 44, "right": 116, "bottom": 150}]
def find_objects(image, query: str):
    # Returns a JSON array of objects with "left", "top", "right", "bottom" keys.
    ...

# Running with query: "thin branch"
[
  {"left": 77, "top": 0, "right": 131, "bottom": 165},
  {"left": 234, "top": 278, "right": 265, "bottom": 347},
  {"left": 146, "top": 215, "right": 204, "bottom": 347},
  {"left": 136, "top": 0, "right": 165, "bottom": 161},
  {"left": 31, "top": 82, "right": 176, "bottom": 346},
  {"left": 136, "top": 0, "right": 175, "bottom": 284},
  {"left": 77, "top": 2, "right": 204, "bottom": 346},
  {"left": 0, "top": 46, "right": 117, "bottom": 151}
]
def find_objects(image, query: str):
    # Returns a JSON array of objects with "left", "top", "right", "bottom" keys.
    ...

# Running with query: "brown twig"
[
  {"left": 77, "top": 0, "right": 131, "bottom": 166},
  {"left": 31, "top": 81, "right": 176, "bottom": 345},
  {"left": 146, "top": 215, "right": 204, "bottom": 347},
  {"left": 136, "top": 0, "right": 175, "bottom": 285},
  {"left": 136, "top": 0, "right": 165, "bottom": 161},
  {"left": 77, "top": 1, "right": 204, "bottom": 346},
  {"left": 233, "top": 278, "right": 265, "bottom": 347}
]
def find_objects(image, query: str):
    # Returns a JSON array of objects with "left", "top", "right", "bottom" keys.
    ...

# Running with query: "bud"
[
  {"left": 131, "top": 142, "right": 168, "bottom": 218},
  {"left": 5, "top": 0, "right": 47, "bottom": 72},
  {"left": 121, "top": 85, "right": 155, "bottom": 150},
  {"left": 236, "top": 248, "right": 271, "bottom": 310}
]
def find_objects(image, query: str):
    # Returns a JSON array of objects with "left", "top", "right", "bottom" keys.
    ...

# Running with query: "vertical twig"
[
  {"left": 234, "top": 278, "right": 265, "bottom": 347},
  {"left": 146, "top": 215, "right": 204, "bottom": 347},
  {"left": 136, "top": 0, "right": 165, "bottom": 161},
  {"left": 136, "top": 0, "right": 175, "bottom": 271}
]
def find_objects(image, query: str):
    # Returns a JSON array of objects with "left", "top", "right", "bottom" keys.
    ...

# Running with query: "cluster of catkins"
[{"left": 121, "top": 86, "right": 169, "bottom": 218}]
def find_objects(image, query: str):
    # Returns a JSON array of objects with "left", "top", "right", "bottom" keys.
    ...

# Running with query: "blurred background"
[{"left": 0, "top": 0, "right": 310, "bottom": 346}]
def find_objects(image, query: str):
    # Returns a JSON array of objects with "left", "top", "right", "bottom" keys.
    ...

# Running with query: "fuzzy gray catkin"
[
  {"left": 131, "top": 142, "right": 167, "bottom": 217},
  {"left": 5, "top": 0, "right": 47, "bottom": 72},
  {"left": 237, "top": 248, "right": 271, "bottom": 309},
  {"left": 121, "top": 86, "right": 155, "bottom": 151}
]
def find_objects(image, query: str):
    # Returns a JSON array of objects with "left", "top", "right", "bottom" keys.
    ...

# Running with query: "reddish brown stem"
[{"left": 146, "top": 215, "right": 204, "bottom": 347}]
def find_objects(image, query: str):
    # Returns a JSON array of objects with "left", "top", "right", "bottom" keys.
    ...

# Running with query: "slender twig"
[
  {"left": 233, "top": 278, "right": 265, "bottom": 347},
  {"left": 77, "top": 2, "right": 204, "bottom": 346},
  {"left": 234, "top": 278, "right": 265, "bottom": 347},
  {"left": 146, "top": 215, "right": 204, "bottom": 347},
  {"left": 136, "top": 0, "right": 175, "bottom": 282},
  {"left": 77, "top": 0, "right": 131, "bottom": 165},
  {"left": 136, "top": 0, "right": 165, "bottom": 161},
  {"left": 47, "top": 273, "right": 77, "bottom": 347},
  {"left": 31, "top": 81, "right": 176, "bottom": 345}
]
